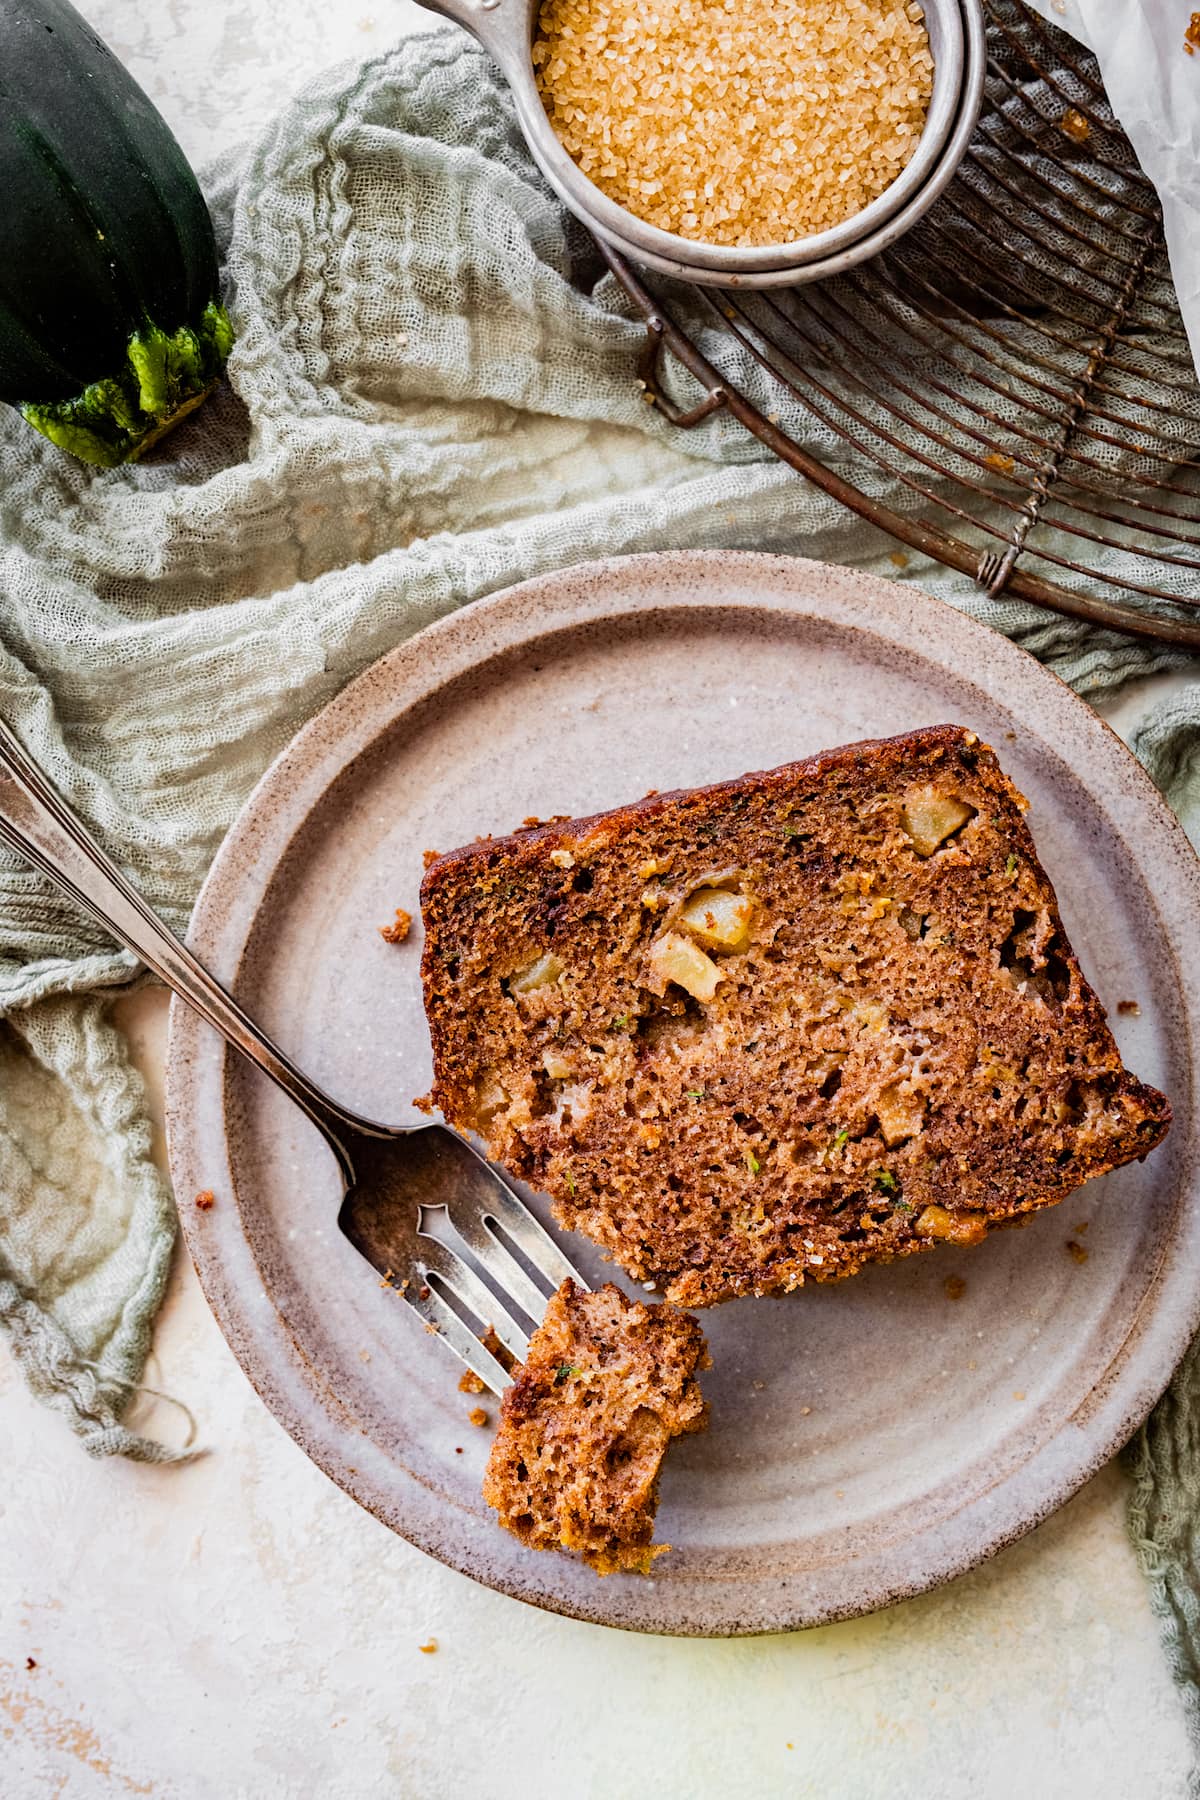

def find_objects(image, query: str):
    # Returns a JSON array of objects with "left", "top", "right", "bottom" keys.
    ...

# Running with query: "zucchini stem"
[{"left": 21, "top": 300, "right": 234, "bottom": 467}]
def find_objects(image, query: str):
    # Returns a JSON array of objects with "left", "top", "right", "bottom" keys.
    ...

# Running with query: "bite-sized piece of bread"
[
  {"left": 483, "top": 1280, "right": 708, "bottom": 1574},
  {"left": 421, "top": 726, "right": 1170, "bottom": 1307}
]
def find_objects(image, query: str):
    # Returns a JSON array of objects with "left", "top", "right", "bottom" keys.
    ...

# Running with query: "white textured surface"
[
  {"left": 0, "top": 1, "right": 1193, "bottom": 1794},
  {"left": 91, "top": 0, "right": 433, "bottom": 169}
]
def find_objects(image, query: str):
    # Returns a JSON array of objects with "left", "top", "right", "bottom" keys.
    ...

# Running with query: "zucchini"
[{"left": 0, "top": 0, "right": 233, "bottom": 466}]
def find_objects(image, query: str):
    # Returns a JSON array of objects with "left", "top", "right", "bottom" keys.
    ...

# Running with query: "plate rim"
[{"left": 165, "top": 549, "right": 1200, "bottom": 1636}]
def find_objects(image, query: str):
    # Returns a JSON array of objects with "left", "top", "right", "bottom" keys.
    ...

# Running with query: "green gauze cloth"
[{"left": 1, "top": 19, "right": 1199, "bottom": 1718}]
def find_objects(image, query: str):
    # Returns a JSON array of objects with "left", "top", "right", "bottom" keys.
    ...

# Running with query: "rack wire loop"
[{"left": 637, "top": 317, "right": 729, "bottom": 428}]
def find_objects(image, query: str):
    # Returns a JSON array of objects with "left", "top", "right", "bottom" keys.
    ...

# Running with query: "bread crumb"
[
  {"left": 418, "top": 1639, "right": 438, "bottom": 1654},
  {"left": 889, "top": 549, "right": 909, "bottom": 569},
  {"left": 1066, "top": 1239, "right": 1089, "bottom": 1264},
  {"left": 423, "top": 849, "right": 441, "bottom": 870},
  {"left": 984, "top": 451, "right": 1015, "bottom": 474},
  {"left": 459, "top": 1369, "right": 486, "bottom": 1394},
  {"left": 480, "top": 1324, "right": 516, "bottom": 1374},
  {"left": 194, "top": 1189, "right": 215, "bottom": 1211},
  {"left": 1117, "top": 999, "right": 1141, "bottom": 1016},
  {"left": 1060, "top": 107, "right": 1090, "bottom": 143},
  {"left": 25, "top": 1657, "right": 36, "bottom": 1671},
  {"left": 944, "top": 1274, "right": 967, "bottom": 1301},
  {"left": 469, "top": 1406, "right": 490, "bottom": 1427},
  {"left": 1012, "top": 1390, "right": 1026, "bottom": 1401},
  {"left": 359, "top": 1348, "right": 372, "bottom": 1364},
  {"left": 1186, "top": 11, "right": 1200, "bottom": 52},
  {"left": 483, "top": 1281, "right": 707, "bottom": 1573},
  {"left": 379, "top": 907, "right": 412, "bottom": 944}
]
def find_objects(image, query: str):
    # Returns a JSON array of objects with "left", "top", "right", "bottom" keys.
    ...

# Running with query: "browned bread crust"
[
  {"left": 420, "top": 725, "right": 1170, "bottom": 1306},
  {"left": 482, "top": 1279, "right": 708, "bottom": 1574}
]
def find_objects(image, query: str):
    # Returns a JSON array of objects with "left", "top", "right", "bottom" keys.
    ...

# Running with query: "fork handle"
[{"left": 0, "top": 715, "right": 376, "bottom": 1174}]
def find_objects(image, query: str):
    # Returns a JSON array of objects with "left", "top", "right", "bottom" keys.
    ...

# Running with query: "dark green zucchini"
[{"left": 0, "top": 0, "right": 233, "bottom": 466}]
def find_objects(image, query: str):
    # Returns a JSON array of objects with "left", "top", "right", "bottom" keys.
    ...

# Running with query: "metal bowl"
[{"left": 416, "top": 0, "right": 982, "bottom": 282}]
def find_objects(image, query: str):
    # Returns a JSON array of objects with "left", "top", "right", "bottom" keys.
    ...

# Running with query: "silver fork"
[{"left": 0, "top": 716, "right": 588, "bottom": 1395}]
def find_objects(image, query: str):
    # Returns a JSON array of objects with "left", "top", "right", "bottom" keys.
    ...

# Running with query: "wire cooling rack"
[{"left": 601, "top": 0, "right": 1200, "bottom": 647}]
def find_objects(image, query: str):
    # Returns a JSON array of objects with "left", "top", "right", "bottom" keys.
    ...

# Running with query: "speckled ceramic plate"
[{"left": 166, "top": 551, "right": 1200, "bottom": 1636}]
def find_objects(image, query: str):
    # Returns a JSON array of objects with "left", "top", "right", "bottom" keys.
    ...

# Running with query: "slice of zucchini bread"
[
  {"left": 420, "top": 725, "right": 1170, "bottom": 1307},
  {"left": 482, "top": 1279, "right": 709, "bottom": 1574}
]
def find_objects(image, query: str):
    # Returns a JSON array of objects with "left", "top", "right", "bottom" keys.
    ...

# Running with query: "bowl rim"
[{"left": 482, "top": 0, "right": 977, "bottom": 273}]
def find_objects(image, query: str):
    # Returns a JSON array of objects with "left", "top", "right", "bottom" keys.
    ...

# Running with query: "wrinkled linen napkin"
[{"left": 1, "top": 17, "right": 1199, "bottom": 1730}]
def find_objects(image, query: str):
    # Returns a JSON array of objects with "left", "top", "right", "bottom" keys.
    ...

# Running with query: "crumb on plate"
[
  {"left": 379, "top": 907, "right": 412, "bottom": 944},
  {"left": 480, "top": 1324, "right": 516, "bottom": 1374}
]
